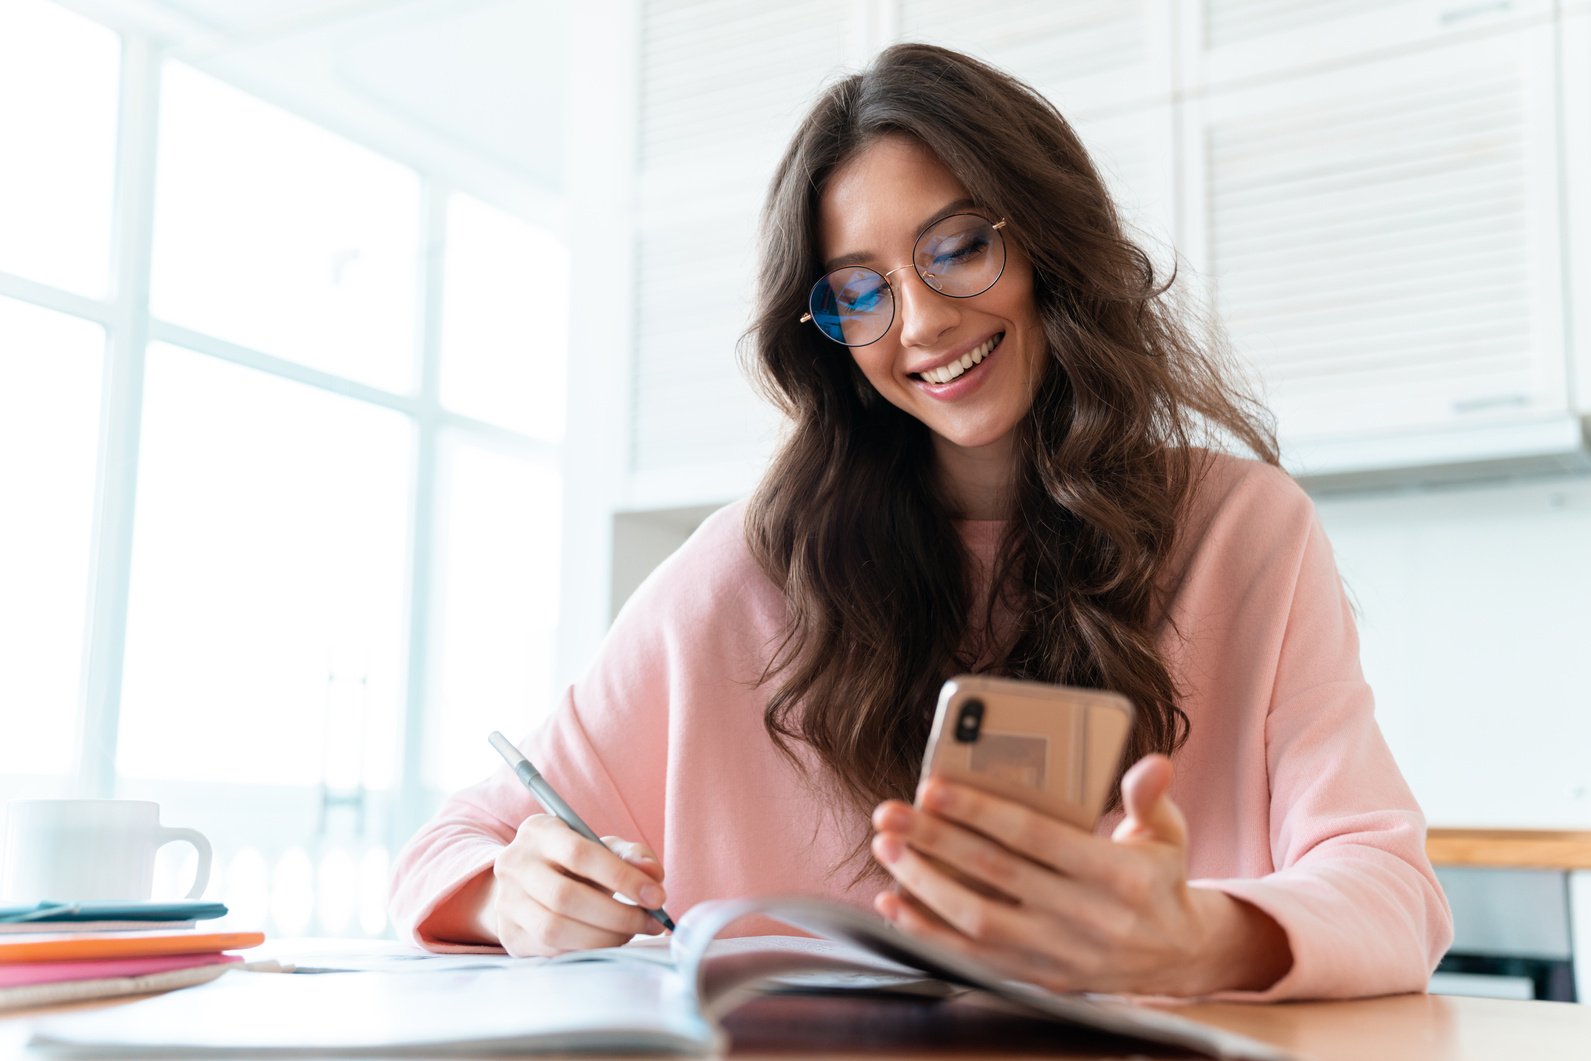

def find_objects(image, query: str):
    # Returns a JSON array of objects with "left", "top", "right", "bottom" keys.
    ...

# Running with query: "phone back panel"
[{"left": 919, "top": 675, "right": 1134, "bottom": 830}]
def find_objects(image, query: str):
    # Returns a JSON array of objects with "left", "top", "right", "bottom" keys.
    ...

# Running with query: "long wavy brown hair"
[{"left": 741, "top": 43, "right": 1278, "bottom": 876}]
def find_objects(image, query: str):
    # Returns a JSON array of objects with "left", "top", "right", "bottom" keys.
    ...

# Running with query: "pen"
[{"left": 487, "top": 731, "right": 676, "bottom": 933}]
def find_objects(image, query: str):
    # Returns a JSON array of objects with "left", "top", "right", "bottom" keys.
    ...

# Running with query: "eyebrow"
[{"left": 820, "top": 197, "right": 980, "bottom": 272}]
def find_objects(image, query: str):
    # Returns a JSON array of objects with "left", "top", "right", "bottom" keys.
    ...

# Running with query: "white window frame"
[{"left": 0, "top": 19, "right": 567, "bottom": 929}]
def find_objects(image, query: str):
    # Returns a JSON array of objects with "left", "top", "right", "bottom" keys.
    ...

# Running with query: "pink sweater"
[{"left": 390, "top": 453, "right": 1452, "bottom": 1000}]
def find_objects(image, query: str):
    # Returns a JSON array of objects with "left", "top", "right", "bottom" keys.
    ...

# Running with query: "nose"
[{"left": 893, "top": 269, "right": 959, "bottom": 350}]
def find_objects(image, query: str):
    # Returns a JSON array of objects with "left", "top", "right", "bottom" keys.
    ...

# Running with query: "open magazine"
[{"left": 27, "top": 895, "right": 1296, "bottom": 1059}]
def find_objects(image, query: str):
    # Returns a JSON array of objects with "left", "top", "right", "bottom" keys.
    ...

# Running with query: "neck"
[{"left": 932, "top": 434, "right": 1017, "bottom": 520}]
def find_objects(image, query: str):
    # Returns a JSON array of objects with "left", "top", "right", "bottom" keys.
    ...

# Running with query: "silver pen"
[{"left": 487, "top": 731, "right": 676, "bottom": 932}]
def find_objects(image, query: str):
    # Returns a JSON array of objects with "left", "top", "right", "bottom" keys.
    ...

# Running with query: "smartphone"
[{"left": 918, "top": 675, "right": 1134, "bottom": 830}]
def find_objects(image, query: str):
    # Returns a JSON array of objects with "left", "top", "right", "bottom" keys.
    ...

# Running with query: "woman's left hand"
[{"left": 870, "top": 754, "right": 1291, "bottom": 996}]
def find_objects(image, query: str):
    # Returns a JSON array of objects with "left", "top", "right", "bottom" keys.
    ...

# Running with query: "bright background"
[
  {"left": 0, "top": 1, "right": 1587, "bottom": 1001},
  {"left": 0, "top": 0, "right": 569, "bottom": 938}
]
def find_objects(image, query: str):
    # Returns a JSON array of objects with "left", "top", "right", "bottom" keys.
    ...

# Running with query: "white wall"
[{"left": 1316, "top": 475, "right": 1591, "bottom": 829}]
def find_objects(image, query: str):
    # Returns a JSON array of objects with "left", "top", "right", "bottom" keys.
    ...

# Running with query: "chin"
[{"left": 929, "top": 423, "right": 1021, "bottom": 454}]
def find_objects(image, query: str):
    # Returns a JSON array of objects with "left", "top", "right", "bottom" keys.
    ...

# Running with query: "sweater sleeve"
[
  {"left": 387, "top": 510, "right": 727, "bottom": 951},
  {"left": 1193, "top": 480, "right": 1453, "bottom": 999},
  {"left": 386, "top": 684, "right": 653, "bottom": 952}
]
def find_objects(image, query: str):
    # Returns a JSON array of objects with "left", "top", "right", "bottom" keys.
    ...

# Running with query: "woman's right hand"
[{"left": 489, "top": 813, "right": 668, "bottom": 956}]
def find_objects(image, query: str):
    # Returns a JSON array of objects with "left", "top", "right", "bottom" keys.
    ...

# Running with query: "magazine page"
[
  {"left": 25, "top": 962, "right": 715, "bottom": 1055},
  {"left": 674, "top": 896, "right": 1301, "bottom": 1061}
]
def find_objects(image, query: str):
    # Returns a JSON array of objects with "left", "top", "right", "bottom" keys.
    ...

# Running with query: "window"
[
  {"left": 0, "top": 297, "right": 104, "bottom": 782},
  {"left": 117, "top": 344, "right": 413, "bottom": 791},
  {"left": 429, "top": 434, "right": 562, "bottom": 791},
  {"left": 152, "top": 64, "right": 422, "bottom": 393},
  {"left": 0, "top": 5, "right": 569, "bottom": 938},
  {"left": 439, "top": 193, "right": 569, "bottom": 439},
  {"left": 0, "top": 0, "right": 119, "bottom": 297}
]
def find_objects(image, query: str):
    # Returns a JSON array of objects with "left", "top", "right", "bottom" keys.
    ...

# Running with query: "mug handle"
[{"left": 156, "top": 827, "right": 213, "bottom": 900}]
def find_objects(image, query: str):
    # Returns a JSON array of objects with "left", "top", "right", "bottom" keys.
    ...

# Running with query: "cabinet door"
[
  {"left": 1564, "top": 12, "right": 1591, "bottom": 415},
  {"left": 895, "top": 0, "right": 1175, "bottom": 118},
  {"left": 1069, "top": 103, "right": 1180, "bottom": 277},
  {"left": 1183, "top": 0, "right": 1553, "bottom": 91},
  {"left": 629, "top": 0, "right": 859, "bottom": 496},
  {"left": 1181, "top": 25, "right": 1569, "bottom": 453}
]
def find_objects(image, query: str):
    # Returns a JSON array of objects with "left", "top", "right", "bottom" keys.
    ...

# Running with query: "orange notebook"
[{"left": 0, "top": 930, "right": 264, "bottom": 964}]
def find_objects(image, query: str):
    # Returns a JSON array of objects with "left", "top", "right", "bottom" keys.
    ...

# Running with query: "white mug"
[{"left": 0, "top": 799, "right": 212, "bottom": 902}]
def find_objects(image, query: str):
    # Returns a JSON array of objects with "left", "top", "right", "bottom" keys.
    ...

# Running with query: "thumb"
[{"left": 1111, "top": 754, "right": 1187, "bottom": 849}]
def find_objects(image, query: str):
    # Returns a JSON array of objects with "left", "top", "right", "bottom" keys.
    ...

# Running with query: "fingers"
[
  {"left": 603, "top": 836, "right": 666, "bottom": 885},
  {"left": 873, "top": 800, "right": 1121, "bottom": 932},
  {"left": 520, "top": 859, "right": 661, "bottom": 936},
  {"left": 870, "top": 829, "right": 1029, "bottom": 949},
  {"left": 492, "top": 816, "right": 668, "bottom": 956},
  {"left": 524, "top": 817, "right": 667, "bottom": 910},
  {"left": 912, "top": 779, "right": 1123, "bottom": 884},
  {"left": 496, "top": 893, "right": 647, "bottom": 956},
  {"left": 873, "top": 800, "right": 1067, "bottom": 908},
  {"left": 873, "top": 889, "right": 1077, "bottom": 995}
]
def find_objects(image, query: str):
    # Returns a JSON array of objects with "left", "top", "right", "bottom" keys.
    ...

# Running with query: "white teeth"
[{"left": 920, "top": 335, "right": 999, "bottom": 385}]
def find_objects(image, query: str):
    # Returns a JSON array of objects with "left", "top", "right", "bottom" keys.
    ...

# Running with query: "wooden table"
[
  {"left": 1427, "top": 828, "right": 1591, "bottom": 871},
  {"left": 4, "top": 988, "right": 1589, "bottom": 1059}
]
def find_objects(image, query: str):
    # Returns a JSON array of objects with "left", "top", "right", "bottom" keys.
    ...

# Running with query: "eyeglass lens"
[{"left": 807, "top": 214, "right": 1006, "bottom": 347}]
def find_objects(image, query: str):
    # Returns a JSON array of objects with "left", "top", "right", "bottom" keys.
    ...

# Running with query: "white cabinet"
[
  {"left": 1564, "top": 12, "right": 1591, "bottom": 416},
  {"left": 565, "top": 1, "right": 1591, "bottom": 647},
  {"left": 627, "top": 0, "right": 861, "bottom": 504},
  {"left": 1069, "top": 103, "right": 1180, "bottom": 273},
  {"left": 1182, "top": 0, "right": 1553, "bottom": 91},
  {"left": 896, "top": 0, "right": 1175, "bottom": 117},
  {"left": 1181, "top": 25, "right": 1572, "bottom": 471}
]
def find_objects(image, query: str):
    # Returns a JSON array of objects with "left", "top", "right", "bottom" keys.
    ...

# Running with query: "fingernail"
[
  {"left": 873, "top": 833, "right": 903, "bottom": 863},
  {"left": 640, "top": 884, "right": 665, "bottom": 907},
  {"left": 922, "top": 782, "right": 951, "bottom": 811},
  {"left": 876, "top": 804, "right": 911, "bottom": 831}
]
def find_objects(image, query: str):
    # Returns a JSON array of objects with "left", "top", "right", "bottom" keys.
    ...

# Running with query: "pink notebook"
[{"left": 0, "top": 951, "right": 241, "bottom": 988}]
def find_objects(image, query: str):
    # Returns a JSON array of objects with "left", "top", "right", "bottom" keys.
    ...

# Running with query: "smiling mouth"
[{"left": 909, "top": 333, "right": 1002, "bottom": 385}]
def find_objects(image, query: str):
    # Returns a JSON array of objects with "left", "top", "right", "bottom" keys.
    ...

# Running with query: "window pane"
[
  {"left": 0, "top": 0, "right": 119, "bottom": 297},
  {"left": 439, "top": 194, "right": 568, "bottom": 438},
  {"left": 430, "top": 435, "right": 561, "bottom": 791},
  {"left": 0, "top": 296, "right": 104, "bottom": 777},
  {"left": 151, "top": 64, "right": 421, "bottom": 393},
  {"left": 117, "top": 343, "right": 412, "bottom": 788}
]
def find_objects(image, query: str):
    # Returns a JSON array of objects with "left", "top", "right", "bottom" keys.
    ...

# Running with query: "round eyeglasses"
[{"left": 800, "top": 214, "right": 1008, "bottom": 347}]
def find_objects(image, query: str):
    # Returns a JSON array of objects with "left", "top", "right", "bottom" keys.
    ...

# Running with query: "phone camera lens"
[{"left": 954, "top": 699, "right": 984, "bottom": 743}]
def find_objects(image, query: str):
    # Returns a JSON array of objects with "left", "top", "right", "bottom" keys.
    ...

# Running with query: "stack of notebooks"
[{"left": 0, "top": 901, "right": 264, "bottom": 1011}]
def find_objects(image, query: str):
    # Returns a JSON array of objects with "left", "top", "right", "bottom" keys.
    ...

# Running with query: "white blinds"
[
  {"left": 630, "top": 0, "right": 854, "bottom": 478},
  {"left": 1198, "top": 29, "right": 1565, "bottom": 438},
  {"left": 623, "top": 1, "right": 1575, "bottom": 493},
  {"left": 1202, "top": 0, "right": 1391, "bottom": 51}
]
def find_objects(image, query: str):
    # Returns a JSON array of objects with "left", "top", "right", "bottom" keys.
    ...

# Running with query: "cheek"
[{"left": 850, "top": 350, "right": 895, "bottom": 389}]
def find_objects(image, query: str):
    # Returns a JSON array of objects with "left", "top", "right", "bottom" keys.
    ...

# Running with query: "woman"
[{"left": 391, "top": 43, "right": 1451, "bottom": 999}]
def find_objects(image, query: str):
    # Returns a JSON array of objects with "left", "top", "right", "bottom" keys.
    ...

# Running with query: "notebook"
[
  {"left": 0, "top": 962, "right": 244, "bottom": 1013},
  {"left": 0, "top": 921, "right": 195, "bottom": 935},
  {"left": 0, "top": 954, "right": 246, "bottom": 1013},
  {"left": 0, "top": 930, "right": 263, "bottom": 963},
  {"left": 0, "top": 901, "right": 228, "bottom": 925},
  {"left": 28, "top": 896, "right": 1295, "bottom": 1060},
  {"left": 0, "top": 952, "right": 241, "bottom": 989}
]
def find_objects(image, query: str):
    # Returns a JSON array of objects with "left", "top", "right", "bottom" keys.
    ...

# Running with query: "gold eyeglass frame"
[{"left": 798, "top": 216, "right": 1009, "bottom": 347}]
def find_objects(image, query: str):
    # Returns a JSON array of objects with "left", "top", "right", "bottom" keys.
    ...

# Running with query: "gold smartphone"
[{"left": 918, "top": 675, "right": 1135, "bottom": 830}]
